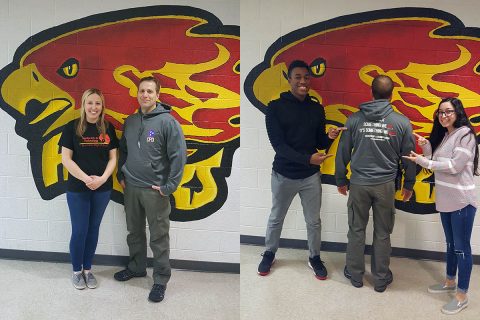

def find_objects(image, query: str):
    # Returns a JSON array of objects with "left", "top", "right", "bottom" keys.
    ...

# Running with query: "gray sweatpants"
[
  {"left": 124, "top": 183, "right": 172, "bottom": 285},
  {"left": 265, "top": 171, "right": 322, "bottom": 258},
  {"left": 346, "top": 181, "right": 396, "bottom": 287}
]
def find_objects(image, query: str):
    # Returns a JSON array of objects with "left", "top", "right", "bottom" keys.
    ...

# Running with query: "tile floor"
[
  {"left": 241, "top": 245, "right": 480, "bottom": 320},
  {"left": 2, "top": 246, "right": 480, "bottom": 320},
  {"left": 0, "top": 259, "right": 239, "bottom": 320}
]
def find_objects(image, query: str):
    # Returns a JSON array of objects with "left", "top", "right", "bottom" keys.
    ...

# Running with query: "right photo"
[{"left": 240, "top": 0, "right": 480, "bottom": 319}]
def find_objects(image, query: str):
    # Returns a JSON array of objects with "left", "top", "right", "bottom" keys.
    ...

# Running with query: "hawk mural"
[
  {"left": 245, "top": 7, "right": 480, "bottom": 214},
  {"left": 0, "top": 6, "right": 240, "bottom": 221}
]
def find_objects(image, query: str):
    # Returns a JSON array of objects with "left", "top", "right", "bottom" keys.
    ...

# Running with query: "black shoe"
[
  {"left": 148, "top": 284, "right": 166, "bottom": 303},
  {"left": 374, "top": 271, "right": 393, "bottom": 293},
  {"left": 257, "top": 251, "right": 275, "bottom": 276},
  {"left": 114, "top": 268, "right": 147, "bottom": 282},
  {"left": 343, "top": 266, "right": 363, "bottom": 288},
  {"left": 308, "top": 255, "right": 327, "bottom": 280}
]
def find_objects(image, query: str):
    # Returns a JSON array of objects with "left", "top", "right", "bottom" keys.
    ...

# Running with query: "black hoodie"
[{"left": 265, "top": 91, "right": 332, "bottom": 179}]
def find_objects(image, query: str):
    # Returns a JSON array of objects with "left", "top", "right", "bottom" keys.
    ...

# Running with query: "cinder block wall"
[
  {"left": 0, "top": 0, "right": 240, "bottom": 264},
  {"left": 240, "top": 0, "right": 480, "bottom": 255}
]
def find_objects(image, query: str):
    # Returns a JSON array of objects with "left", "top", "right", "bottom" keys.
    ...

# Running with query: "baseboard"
[
  {"left": 240, "top": 235, "right": 480, "bottom": 265},
  {"left": 0, "top": 248, "right": 240, "bottom": 274}
]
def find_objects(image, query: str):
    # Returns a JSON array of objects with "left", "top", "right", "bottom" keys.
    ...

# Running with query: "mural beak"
[
  {"left": 0, "top": 63, "right": 77, "bottom": 137},
  {"left": 0, "top": 63, "right": 78, "bottom": 189},
  {"left": 252, "top": 62, "right": 290, "bottom": 109}
]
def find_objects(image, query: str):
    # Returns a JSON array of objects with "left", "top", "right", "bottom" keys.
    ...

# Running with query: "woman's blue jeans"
[
  {"left": 440, "top": 205, "right": 476, "bottom": 293},
  {"left": 66, "top": 190, "right": 111, "bottom": 272}
]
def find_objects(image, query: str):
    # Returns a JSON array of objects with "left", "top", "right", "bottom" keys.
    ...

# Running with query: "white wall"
[
  {"left": 240, "top": 0, "right": 480, "bottom": 255},
  {"left": 0, "top": 0, "right": 239, "bottom": 264}
]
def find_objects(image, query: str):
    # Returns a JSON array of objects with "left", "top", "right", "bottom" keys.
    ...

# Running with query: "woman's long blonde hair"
[{"left": 75, "top": 88, "right": 107, "bottom": 138}]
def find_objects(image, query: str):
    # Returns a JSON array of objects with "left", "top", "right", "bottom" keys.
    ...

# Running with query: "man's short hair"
[
  {"left": 287, "top": 60, "right": 310, "bottom": 78},
  {"left": 372, "top": 75, "right": 394, "bottom": 100},
  {"left": 138, "top": 76, "right": 161, "bottom": 93}
]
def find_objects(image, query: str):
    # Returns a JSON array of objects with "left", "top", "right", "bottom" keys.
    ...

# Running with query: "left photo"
[{"left": 0, "top": 1, "right": 239, "bottom": 319}]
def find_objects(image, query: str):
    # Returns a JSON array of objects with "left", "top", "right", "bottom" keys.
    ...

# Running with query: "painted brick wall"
[
  {"left": 0, "top": 0, "right": 239, "bottom": 263},
  {"left": 240, "top": 0, "right": 480, "bottom": 255}
]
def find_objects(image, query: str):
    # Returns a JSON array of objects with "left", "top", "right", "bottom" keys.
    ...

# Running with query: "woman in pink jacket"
[{"left": 404, "top": 97, "right": 478, "bottom": 315}]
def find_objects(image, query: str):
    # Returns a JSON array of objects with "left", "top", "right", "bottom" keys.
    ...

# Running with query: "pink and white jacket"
[{"left": 416, "top": 126, "right": 477, "bottom": 212}]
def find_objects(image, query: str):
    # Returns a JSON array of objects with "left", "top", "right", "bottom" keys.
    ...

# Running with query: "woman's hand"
[
  {"left": 85, "top": 175, "right": 106, "bottom": 190},
  {"left": 402, "top": 150, "right": 420, "bottom": 162},
  {"left": 413, "top": 132, "right": 428, "bottom": 146}
]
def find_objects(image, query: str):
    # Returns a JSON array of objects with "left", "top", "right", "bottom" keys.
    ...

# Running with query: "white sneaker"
[
  {"left": 72, "top": 272, "right": 86, "bottom": 290},
  {"left": 84, "top": 272, "right": 97, "bottom": 289},
  {"left": 441, "top": 298, "right": 468, "bottom": 315},
  {"left": 428, "top": 283, "right": 456, "bottom": 293}
]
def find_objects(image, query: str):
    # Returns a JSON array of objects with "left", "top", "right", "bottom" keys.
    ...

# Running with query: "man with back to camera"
[
  {"left": 114, "top": 76, "right": 187, "bottom": 302},
  {"left": 335, "top": 75, "right": 415, "bottom": 292},
  {"left": 257, "top": 60, "right": 345, "bottom": 280}
]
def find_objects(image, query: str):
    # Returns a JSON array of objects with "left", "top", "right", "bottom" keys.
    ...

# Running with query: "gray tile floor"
[
  {"left": 0, "top": 259, "right": 239, "bottom": 320},
  {"left": 3, "top": 246, "right": 480, "bottom": 320},
  {"left": 241, "top": 245, "right": 480, "bottom": 320}
]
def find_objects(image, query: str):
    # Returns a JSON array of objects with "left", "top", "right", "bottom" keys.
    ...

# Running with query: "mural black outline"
[
  {"left": 0, "top": 5, "right": 240, "bottom": 222},
  {"left": 244, "top": 7, "right": 480, "bottom": 214}
]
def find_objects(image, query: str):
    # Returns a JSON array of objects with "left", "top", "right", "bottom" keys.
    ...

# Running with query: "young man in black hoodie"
[
  {"left": 258, "top": 60, "right": 344, "bottom": 279},
  {"left": 114, "top": 76, "right": 187, "bottom": 302},
  {"left": 335, "top": 75, "right": 415, "bottom": 292}
]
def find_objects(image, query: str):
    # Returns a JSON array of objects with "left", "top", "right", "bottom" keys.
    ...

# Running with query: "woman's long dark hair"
[{"left": 428, "top": 97, "right": 479, "bottom": 175}]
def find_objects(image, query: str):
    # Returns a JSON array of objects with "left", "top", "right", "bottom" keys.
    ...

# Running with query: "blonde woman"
[{"left": 59, "top": 88, "right": 118, "bottom": 289}]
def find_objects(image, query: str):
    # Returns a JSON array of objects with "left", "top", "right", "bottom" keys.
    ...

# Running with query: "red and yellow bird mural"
[
  {"left": 0, "top": 6, "right": 240, "bottom": 221},
  {"left": 245, "top": 8, "right": 480, "bottom": 214}
]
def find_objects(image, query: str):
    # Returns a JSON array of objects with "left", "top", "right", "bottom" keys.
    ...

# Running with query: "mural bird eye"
[
  {"left": 56, "top": 58, "right": 79, "bottom": 79},
  {"left": 475, "top": 61, "right": 480, "bottom": 75},
  {"left": 233, "top": 60, "right": 240, "bottom": 74},
  {"left": 310, "top": 58, "right": 326, "bottom": 77}
]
